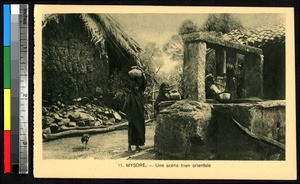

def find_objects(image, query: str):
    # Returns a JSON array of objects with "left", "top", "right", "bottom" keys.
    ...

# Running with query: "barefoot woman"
[{"left": 124, "top": 66, "right": 147, "bottom": 152}]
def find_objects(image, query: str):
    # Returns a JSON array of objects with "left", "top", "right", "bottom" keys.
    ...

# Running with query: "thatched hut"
[
  {"left": 223, "top": 25, "right": 285, "bottom": 99},
  {"left": 42, "top": 14, "right": 142, "bottom": 102}
]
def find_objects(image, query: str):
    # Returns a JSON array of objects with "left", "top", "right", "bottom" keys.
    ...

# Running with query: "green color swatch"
[{"left": 4, "top": 47, "right": 11, "bottom": 88}]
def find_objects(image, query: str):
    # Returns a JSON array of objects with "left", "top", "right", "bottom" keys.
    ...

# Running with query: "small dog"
[{"left": 81, "top": 134, "right": 90, "bottom": 145}]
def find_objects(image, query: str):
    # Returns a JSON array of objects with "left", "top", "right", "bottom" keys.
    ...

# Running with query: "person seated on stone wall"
[
  {"left": 205, "top": 74, "right": 223, "bottom": 99},
  {"left": 206, "top": 74, "right": 234, "bottom": 102},
  {"left": 154, "top": 82, "right": 171, "bottom": 117}
]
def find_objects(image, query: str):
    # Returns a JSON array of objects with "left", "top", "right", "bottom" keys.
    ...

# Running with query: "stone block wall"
[
  {"left": 250, "top": 101, "right": 286, "bottom": 144},
  {"left": 154, "top": 100, "right": 285, "bottom": 160},
  {"left": 211, "top": 101, "right": 285, "bottom": 159},
  {"left": 42, "top": 15, "right": 109, "bottom": 102}
]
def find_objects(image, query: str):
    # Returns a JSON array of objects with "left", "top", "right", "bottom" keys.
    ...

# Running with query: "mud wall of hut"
[{"left": 42, "top": 15, "right": 109, "bottom": 102}]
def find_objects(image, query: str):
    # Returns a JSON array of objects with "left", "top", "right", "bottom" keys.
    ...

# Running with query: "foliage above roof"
[{"left": 222, "top": 24, "right": 285, "bottom": 48}]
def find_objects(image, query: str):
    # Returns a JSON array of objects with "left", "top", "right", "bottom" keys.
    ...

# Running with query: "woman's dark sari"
[{"left": 124, "top": 74, "right": 146, "bottom": 146}]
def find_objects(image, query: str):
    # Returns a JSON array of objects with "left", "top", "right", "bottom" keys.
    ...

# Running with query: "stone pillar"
[
  {"left": 226, "top": 50, "right": 238, "bottom": 98},
  {"left": 226, "top": 50, "right": 238, "bottom": 68},
  {"left": 182, "top": 41, "right": 206, "bottom": 102},
  {"left": 215, "top": 47, "right": 226, "bottom": 76},
  {"left": 244, "top": 53, "right": 264, "bottom": 98}
]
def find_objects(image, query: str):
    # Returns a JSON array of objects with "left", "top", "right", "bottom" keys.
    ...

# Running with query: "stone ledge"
[
  {"left": 182, "top": 31, "right": 263, "bottom": 55},
  {"left": 210, "top": 100, "right": 285, "bottom": 108}
]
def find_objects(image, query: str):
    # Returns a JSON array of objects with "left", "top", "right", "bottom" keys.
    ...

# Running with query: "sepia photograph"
[{"left": 34, "top": 5, "right": 296, "bottom": 179}]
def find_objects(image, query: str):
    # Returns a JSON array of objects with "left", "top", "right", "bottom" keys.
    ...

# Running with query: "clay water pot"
[
  {"left": 128, "top": 68, "right": 142, "bottom": 78},
  {"left": 218, "top": 92, "right": 231, "bottom": 101}
]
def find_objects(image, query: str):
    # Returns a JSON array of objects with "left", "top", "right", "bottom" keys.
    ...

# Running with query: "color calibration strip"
[
  {"left": 3, "top": 4, "right": 29, "bottom": 174},
  {"left": 4, "top": 4, "right": 12, "bottom": 174}
]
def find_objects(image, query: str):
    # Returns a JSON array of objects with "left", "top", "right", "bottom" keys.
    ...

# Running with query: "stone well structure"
[
  {"left": 154, "top": 32, "right": 285, "bottom": 160},
  {"left": 181, "top": 32, "right": 264, "bottom": 101}
]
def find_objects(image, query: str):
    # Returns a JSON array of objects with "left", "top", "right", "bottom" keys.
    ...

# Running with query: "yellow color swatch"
[{"left": 4, "top": 89, "right": 11, "bottom": 130}]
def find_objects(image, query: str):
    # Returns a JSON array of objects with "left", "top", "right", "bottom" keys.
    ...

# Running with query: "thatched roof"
[
  {"left": 222, "top": 24, "right": 285, "bottom": 48},
  {"left": 42, "top": 14, "right": 142, "bottom": 67}
]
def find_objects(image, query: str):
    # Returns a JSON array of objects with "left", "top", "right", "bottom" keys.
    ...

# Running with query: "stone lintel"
[{"left": 182, "top": 31, "right": 263, "bottom": 55}]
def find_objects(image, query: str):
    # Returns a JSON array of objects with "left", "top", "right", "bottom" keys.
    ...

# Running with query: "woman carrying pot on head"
[{"left": 124, "top": 66, "right": 147, "bottom": 152}]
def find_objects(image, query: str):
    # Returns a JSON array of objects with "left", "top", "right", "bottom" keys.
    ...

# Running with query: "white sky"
[
  {"left": 111, "top": 13, "right": 285, "bottom": 75},
  {"left": 112, "top": 13, "right": 285, "bottom": 47}
]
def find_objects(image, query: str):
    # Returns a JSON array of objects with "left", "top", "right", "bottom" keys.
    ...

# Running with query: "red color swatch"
[{"left": 4, "top": 130, "right": 11, "bottom": 173}]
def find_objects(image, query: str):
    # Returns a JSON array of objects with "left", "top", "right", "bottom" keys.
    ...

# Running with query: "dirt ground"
[
  {"left": 43, "top": 120, "right": 279, "bottom": 160},
  {"left": 43, "top": 122, "right": 156, "bottom": 160}
]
